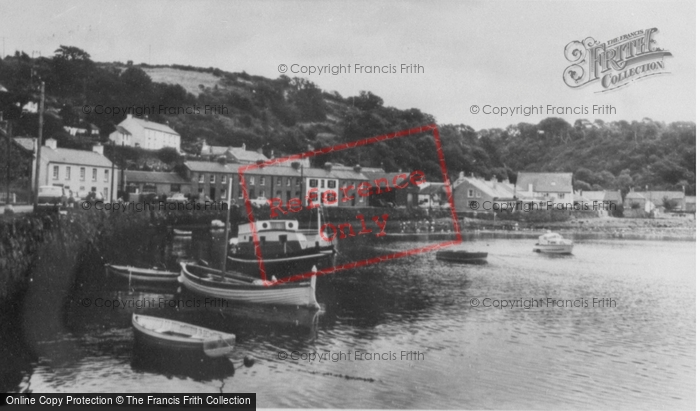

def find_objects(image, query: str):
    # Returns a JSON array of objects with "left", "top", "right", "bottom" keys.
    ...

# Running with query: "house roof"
[
  {"left": 418, "top": 183, "right": 448, "bottom": 195},
  {"left": 228, "top": 147, "right": 268, "bottom": 163},
  {"left": 42, "top": 147, "right": 113, "bottom": 168},
  {"left": 581, "top": 190, "right": 623, "bottom": 202},
  {"left": 185, "top": 160, "right": 241, "bottom": 174},
  {"left": 122, "top": 116, "right": 179, "bottom": 135},
  {"left": 201, "top": 145, "right": 231, "bottom": 156},
  {"left": 13, "top": 137, "right": 37, "bottom": 152},
  {"left": 516, "top": 172, "right": 573, "bottom": 193},
  {"left": 454, "top": 175, "right": 518, "bottom": 199},
  {"left": 648, "top": 191, "right": 685, "bottom": 202},
  {"left": 186, "top": 161, "right": 377, "bottom": 181},
  {"left": 114, "top": 125, "right": 132, "bottom": 135},
  {"left": 125, "top": 170, "right": 188, "bottom": 185},
  {"left": 362, "top": 171, "right": 410, "bottom": 186},
  {"left": 625, "top": 192, "right": 648, "bottom": 200}
]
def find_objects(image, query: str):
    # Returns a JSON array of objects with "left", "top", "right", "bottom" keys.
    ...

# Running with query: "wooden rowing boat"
[
  {"left": 436, "top": 250, "right": 488, "bottom": 264},
  {"left": 131, "top": 313, "right": 236, "bottom": 358},
  {"left": 105, "top": 264, "right": 180, "bottom": 284},
  {"left": 179, "top": 262, "right": 320, "bottom": 309}
]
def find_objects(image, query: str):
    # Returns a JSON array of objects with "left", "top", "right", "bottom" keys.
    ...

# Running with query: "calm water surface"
[{"left": 1, "top": 232, "right": 695, "bottom": 409}]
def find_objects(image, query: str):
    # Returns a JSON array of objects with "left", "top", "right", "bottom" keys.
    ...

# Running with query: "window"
[
  {"left": 198, "top": 174, "right": 204, "bottom": 183},
  {"left": 309, "top": 179, "right": 318, "bottom": 188},
  {"left": 558, "top": 193, "right": 565, "bottom": 199},
  {"left": 92, "top": 168, "right": 97, "bottom": 182},
  {"left": 286, "top": 178, "right": 291, "bottom": 187},
  {"left": 260, "top": 177, "right": 265, "bottom": 186},
  {"left": 328, "top": 180, "right": 337, "bottom": 189},
  {"left": 103, "top": 188, "right": 109, "bottom": 200},
  {"left": 171, "top": 184, "right": 181, "bottom": 192},
  {"left": 53, "top": 166, "right": 59, "bottom": 180},
  {"left": 277, "top": 177, "right": 282, "bottom": 186},
  {"left": 476, "top": 192, "right": 481, "bottom": 198},
  {"left": 249, "top": 177, "right": 255, "bottom": 185},
  {"left": 104, "top": 170, "right": 109, "bottom": 182},
  {"left": 80, "top": 167, "right": 85, "bottom": 181},
  {"left": 65, "top": 166, "right": 71, "bottom": 180},
  {"left": 210, "top": 175, "right": 215, "bottom": 184},
  {"left": 221, "top": 175, "right": 226, "bottom": 184},
  {"left": 295, "top": 178, "right": 301, "bottom": 187},
  {"left": 249, "top": 189, "right": 255, "bottom": 198},
  {"left": 467, "top": 189, "right": 474, "bottom": 198},
  {"left": 79, "top": 186, "right": 85, "bottom": 191}
]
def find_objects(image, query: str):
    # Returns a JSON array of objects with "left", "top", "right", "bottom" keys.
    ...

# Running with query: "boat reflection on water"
[{"left": 130, "top": 344, "right": 235, "bottom": 382}]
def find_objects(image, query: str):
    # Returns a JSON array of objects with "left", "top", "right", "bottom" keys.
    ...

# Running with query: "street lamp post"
[{"left": 32, "top": 81, "right": 45, "bottom": 208}]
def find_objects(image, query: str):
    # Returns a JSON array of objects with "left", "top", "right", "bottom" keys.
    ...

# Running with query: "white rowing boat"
[
  {"left": 131, "top": 313, "right": 235, "bottom": 357},
  {"left": 179, "top": 262, "right": 320, "bottom": 309}
]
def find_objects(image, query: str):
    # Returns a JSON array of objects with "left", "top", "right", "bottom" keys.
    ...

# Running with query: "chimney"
[
  {"left": 270, "top": 149, "right": 274, "bottom": 158},
  {"left": 353, "top": 164, "right": 362, "bottom": 173},
  {"left": 92, "top": 144, "right": 104, "bottom": 156},
  {"left": 492, "top": 175, "right": 497, "bottom": 188},
  {"left": 241, "top": 143, "right": 246, "bottom": 151},
  {"left": 257, "top": 147, "right": 262, "bottom": 154},
  {"left": 45, "top": 138, "right": 57, "bottom": 150},
  {"left": 324, "top": 162, "right": 332, "bottom": 172},
  {"left": 126, "top": 114, "right": 133, "bottom": 120},
  {"left": 528, "top": 183, "right": 533, "bottom": 194},
  {"left": 459, "top": 171, "right": 464, "bottom": 179}
]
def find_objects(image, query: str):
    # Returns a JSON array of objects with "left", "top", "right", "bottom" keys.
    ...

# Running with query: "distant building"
[
  {"left": 124, "top": 170, "right": 191, "bottom": 197},
  {"left": 452, "top": 172, "right": 519, "bottom": 213},
  {"left": 648, "top": 191, "right": 686, "bottom": 211},
  {"left": 623, "top": 191, "right": 655, "bottom": 212},
  {"left": 580, "top": 190, "right": 623, "bottom": 215},
  {"left": 199, "top": 142, "right": 268, "bottom": 164},
  {"left": 109, "top": 114, "right": 180, "bottom": 151},
  {"left": 38, "top": 138, "right": 118, "bottom": 200},
  {"left": 685, "top": 196, "right": 696, "bottom": 212},
  {"left": 516, "top": 172, "right": 574, "bottom": 206}
]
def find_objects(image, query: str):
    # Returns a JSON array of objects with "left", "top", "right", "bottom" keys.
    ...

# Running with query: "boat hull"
[
  {"left": 436, "top": 251, "right": 488, "bottom": 264},
  {"left": 105, "top": 264, "right": 180, "bottom": 284},
  {"left": 131, "top": 314, "right": 235, "bottom": 358},
  {"left": 533, "top": 244, "right": 574, "bottom": 254},
  {"left": 228, "top": 247, "right": 333, "bottom": 278},
  {"left": 180, "top": 263, "right": 320, "bottom": 309}
]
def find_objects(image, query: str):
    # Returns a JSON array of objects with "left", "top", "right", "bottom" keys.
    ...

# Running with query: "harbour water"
[{"left": 1, "top": 231, "right": 695, "bottom": 409}]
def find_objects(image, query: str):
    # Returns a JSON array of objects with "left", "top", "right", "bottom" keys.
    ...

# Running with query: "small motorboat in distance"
[
  {"left": 173, "top": 228, "right": 193, "bottom": 236},
  {"left": 105, "top": 264, "right": 180, "bottom": 284},
  {"left": 436, "top": 250, "right": 488, "bottom": 264},
  {"left": 132, "top": 314, "right": 235, "bottom": 358},
  {"left": 533, "top": 232, "right": 574, "bottom": 254}
]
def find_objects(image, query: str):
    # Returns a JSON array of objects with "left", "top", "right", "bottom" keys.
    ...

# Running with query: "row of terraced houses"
[{"left": 9, "top": 115, "right": 694, "bottom": 214}]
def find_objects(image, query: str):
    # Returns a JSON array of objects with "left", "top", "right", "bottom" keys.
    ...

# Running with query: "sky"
[{"left": 1, "top": 0, "right": 696, "bottom": 130}]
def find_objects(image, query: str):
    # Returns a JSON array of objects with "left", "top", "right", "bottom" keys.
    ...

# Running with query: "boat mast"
[{"left": 220, "top": 175, "right": 233, "bottom": 279}]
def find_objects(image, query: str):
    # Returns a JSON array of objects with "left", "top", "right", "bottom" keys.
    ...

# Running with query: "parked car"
[
  {"left": 166, "top": 193, "right": 188, "bottom": 203},
  {"left": 35, "top": 186, "right": 68, "bottom": 209},
  {"left": 249, "top": 196, "right": 269, "bottom": 208}
]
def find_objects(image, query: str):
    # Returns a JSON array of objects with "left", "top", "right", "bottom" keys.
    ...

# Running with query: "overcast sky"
[{"left": 2, "top": 0, "right": 695, "bottom": 130}]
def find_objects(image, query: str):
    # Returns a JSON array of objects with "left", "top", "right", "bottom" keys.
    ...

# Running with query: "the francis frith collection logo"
[{"left": 563, "top": 28, "right": 672, "bottom": 92}]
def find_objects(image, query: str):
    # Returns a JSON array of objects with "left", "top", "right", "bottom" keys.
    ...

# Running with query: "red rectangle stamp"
[{"left": 237, "top": 124, "right": 462, "bottom": 285}]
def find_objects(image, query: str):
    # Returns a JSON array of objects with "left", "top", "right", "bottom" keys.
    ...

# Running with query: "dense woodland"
[{"left": 0, "top": 46, "right": 695, "bottom": 197}]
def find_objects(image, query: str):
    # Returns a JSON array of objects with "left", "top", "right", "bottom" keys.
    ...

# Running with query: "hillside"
[{"left": 0, "top": 46, "right": 695, "bottom": 196}]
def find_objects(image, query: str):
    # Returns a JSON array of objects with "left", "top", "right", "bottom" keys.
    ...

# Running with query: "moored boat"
[
  {"left": 105, "top": 264, "right": 180, "bottom": 284},
  {"left": 173, "top": 228, "right": 193, "bottom": 236},
  {"left": 436, "top": 250, "right": 488, "bottom": 264},
  {"left": 179, "top": 262, "right": 320, "bottom": 309},
  {"left": 131, "top": 313, "right": 236, "bottom": 357},
  {"left": 533, "top": 232, "right": 574, "bottom": 254},
  {"left": 228, "top": 219, "right": 334, "bottom": 278}
]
